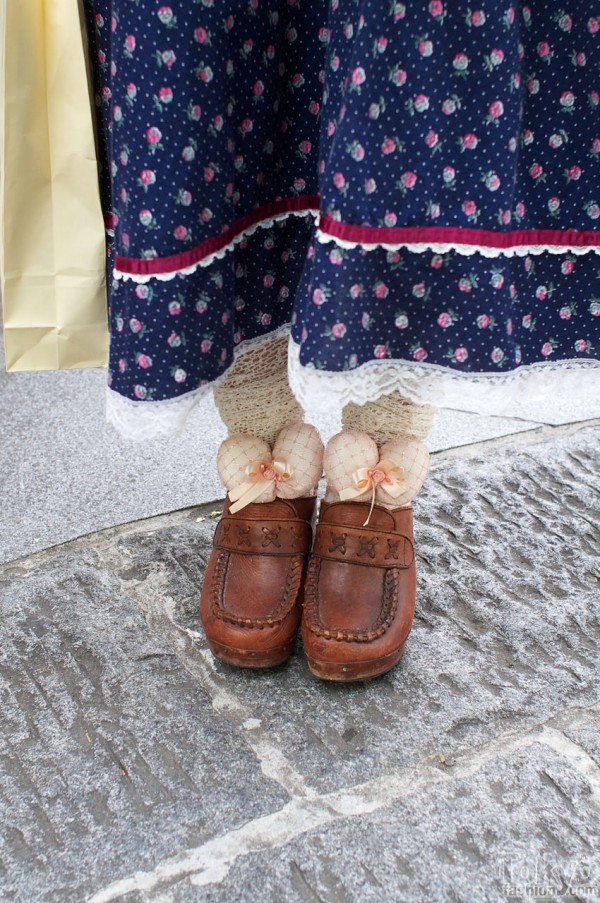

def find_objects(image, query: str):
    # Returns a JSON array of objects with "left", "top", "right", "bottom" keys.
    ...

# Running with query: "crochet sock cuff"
[
  {"left": 342, "top": 390, "right": 436, "bottom": 444},
  {"left": 214, "top": 335, "right": 304, "bottom": 445}
]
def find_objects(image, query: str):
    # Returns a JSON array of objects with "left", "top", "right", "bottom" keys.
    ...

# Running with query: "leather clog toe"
[
  {"left": 201, "top": 495, "right": 317, "bottom": 668},
  {"left": 301, "top": 500, "right": 417, "bottom": 681}
]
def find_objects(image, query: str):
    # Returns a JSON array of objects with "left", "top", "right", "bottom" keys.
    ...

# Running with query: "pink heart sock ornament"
[
  {"left": 323, "top": 429, "right": 430, "bottom": 525},
  {"left": 217, "top": 422, "right": 325, "bottom": 512}
]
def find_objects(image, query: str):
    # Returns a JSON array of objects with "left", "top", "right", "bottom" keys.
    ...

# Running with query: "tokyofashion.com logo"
[{"left": 496, "top": 853, "right": 599, "bottom": 898}]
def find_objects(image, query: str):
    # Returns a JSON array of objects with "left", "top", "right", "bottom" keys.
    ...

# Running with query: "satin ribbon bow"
[
  {"left": 339, "top": 458, "right": 406, "bottom": 526},
  {"left": 228, "top": 459, "right": 292, "bottom": 513}
]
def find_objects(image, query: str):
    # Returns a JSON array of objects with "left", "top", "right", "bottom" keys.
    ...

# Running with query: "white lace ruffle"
[
  {"left": 113, "top": 208, "right": 319, "bottom": 283},
  {"left": 288, "top": 339, "right": 600, "bottom": 420},
  {"left": 105, "top": 324, "right": 293, "bottom": 440},
  {"left": 315, "top": 229, "right": 600, "bottom": 258},
  {"left": 106, "top": 201, "right": 600, "bottom": 437},
  {"left": 108, "top": 325, "right": 600, "bottom": 440}
]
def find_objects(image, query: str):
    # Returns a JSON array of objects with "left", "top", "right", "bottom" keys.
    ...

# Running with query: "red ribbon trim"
[
  {"left": 114, "top": 197, "right": 600, "bottom": 276},
  {"left": 114, "top": 195, "right": 320, "bottom": 276},
  {"left": 319, "top": 215, "right": 600, "bottom": 250}
]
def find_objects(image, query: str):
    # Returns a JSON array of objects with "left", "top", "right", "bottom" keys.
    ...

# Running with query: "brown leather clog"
[
  {"left": 301, "top": 500, "right": 417, "bottom": 681},
  {"left": 200, "top": 494, "right": 317, "bottom": 668}
]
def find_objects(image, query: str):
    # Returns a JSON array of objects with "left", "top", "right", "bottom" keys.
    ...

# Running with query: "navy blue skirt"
[{"left": 83, "top": 0, "right": 600, "bottom": 435}]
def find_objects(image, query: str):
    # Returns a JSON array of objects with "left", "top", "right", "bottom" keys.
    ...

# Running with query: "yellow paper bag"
[{"left": 1, "top": 0, "right": 109, "bottom": 371}]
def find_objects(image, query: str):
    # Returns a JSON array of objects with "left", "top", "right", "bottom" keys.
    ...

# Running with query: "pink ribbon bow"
[
  {"left": 228, "top": 459, "right": 292, "bottom": 513},
  {"left": 339, "top": 458, "right": 406, "bottom": 526}
]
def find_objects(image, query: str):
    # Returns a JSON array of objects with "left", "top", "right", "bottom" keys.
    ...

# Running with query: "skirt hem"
[
  {"left": 105, "top": 322, "right": 293, "bottom": 440},
  {"left": 114, "top": 203, "right": 320, "bottom": 283},
  {"left": 288, "top": 339, "right": 600, "bottom": 421},
  {"left": 106, "top": 322, "right": 600, "bottom": 440}
]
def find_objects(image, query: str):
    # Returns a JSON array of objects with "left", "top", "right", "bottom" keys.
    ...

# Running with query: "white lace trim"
[
  {"left": 105, "top": 323, "right": 293, "bottom": 440},
  {"left": 113, "top": 208, "right": 320, "bottom": 284},
  {"left": 288, "top": 339, "right": 600, "bottom": 420},
  {"left": 107, "top": 325, "right": 600, "bottom": 440},
  {"left": 315, "top": 229, "right": 600, "bottom": 258}
]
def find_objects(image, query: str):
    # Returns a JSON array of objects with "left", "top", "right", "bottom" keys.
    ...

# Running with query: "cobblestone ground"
[{"left": 1, "top": 426, "right": 599, "bottom": 903}]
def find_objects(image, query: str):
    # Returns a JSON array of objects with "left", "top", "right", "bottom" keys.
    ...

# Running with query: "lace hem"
[
  {"left": 315, "top": 229, "right": 600, "bottom": 258},
  {"left": 105, "top": 324, "right": 293, "bottom": 440},
  {"left": 107, "top": 327, "right": 600, "bottom": 440},
  {"left": 288, "top": 339, "right": 600, "bottom": 420},
  {"left": 316, "top": 215, "right": 600, "bottom": 257},
  {"left": 113, "top": 208, "right": 319, "bottom": 284}
]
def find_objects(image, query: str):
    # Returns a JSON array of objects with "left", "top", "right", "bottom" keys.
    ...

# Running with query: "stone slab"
[
  {"left": 561, "top": 719, "right": 600, "bottom": 769},
  {"left": 122, "top": 428, "right": 600, "bottom": 795},
  {"left": 2, "top": 420, "right": 598, "bottom": 902},
  {"left": 156, "top": 740, "right": 600, "bottom": 902},
  {"left": 0, "top": 547, "right": 289, "bottom": 903}
]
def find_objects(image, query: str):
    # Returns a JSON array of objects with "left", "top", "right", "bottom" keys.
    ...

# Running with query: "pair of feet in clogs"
[{"left": 200, "top": 422, "right": 429, "bottom": 682}]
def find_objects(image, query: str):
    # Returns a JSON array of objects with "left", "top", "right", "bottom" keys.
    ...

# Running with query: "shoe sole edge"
[
  {"left": 207, "top": 638, "right": 295, "bottom": 669},
  {"left": 305, "top": 641, "right": 406, "bottom": 682}
]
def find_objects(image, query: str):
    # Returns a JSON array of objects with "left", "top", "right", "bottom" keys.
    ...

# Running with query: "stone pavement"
[{"left": 1, "top": 424, "right": 599, "bottom": 902}]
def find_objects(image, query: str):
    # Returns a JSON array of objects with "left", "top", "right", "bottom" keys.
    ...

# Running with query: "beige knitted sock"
[
  {"left": 213, "top": 335, "right": 304, "bottom": 445},
  {"left": 342, "top": 390, "right": 436, "bottom": 444}
]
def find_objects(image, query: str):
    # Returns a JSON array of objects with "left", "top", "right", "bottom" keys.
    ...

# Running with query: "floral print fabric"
[
  {"left": 317, "top": 0, "right": 600, "bottom": 240},
  {"left": 293, "top": 243, "right": 598, "bottom": 375},
  {"left": 83, "top": 0, "right": 599, "bottom": 419}
]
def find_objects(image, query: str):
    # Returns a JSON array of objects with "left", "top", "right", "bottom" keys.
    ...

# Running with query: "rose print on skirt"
[{"left": 82, "top": 0, "right": 599, "bottom": 437}]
